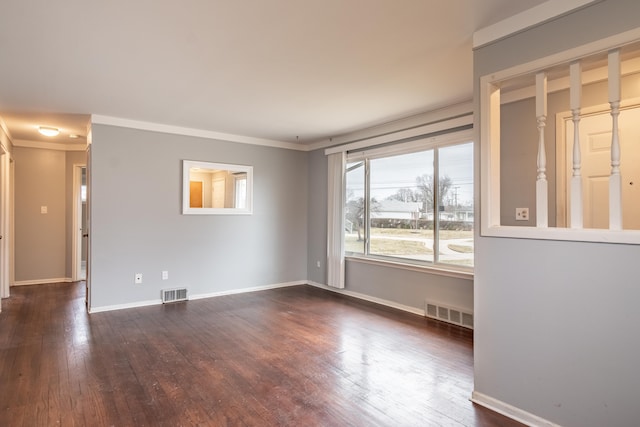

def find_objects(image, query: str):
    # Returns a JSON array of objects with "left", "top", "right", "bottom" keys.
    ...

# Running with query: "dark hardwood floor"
[{"left": 0, "top": 282, "right": 523, "bottom": 427}]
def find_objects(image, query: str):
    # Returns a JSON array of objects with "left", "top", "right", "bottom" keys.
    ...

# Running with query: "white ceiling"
[{"left": 0, "top": 0, "right": 548, "bottom": 146}]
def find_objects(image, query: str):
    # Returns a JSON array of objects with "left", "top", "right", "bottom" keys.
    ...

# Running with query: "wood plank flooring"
[{"left": 0, "top": 282, "right": 523, "bottom": 427}]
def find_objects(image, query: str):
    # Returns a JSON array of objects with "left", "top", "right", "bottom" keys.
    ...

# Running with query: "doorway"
[
  {"left": 72, "top": 165, "right": 87, "bottom": 281},
  {"left": 0, "top": 146, "right": 11, "bottom": 302},
  {"left": 557, "top": 103, "right": 640, "bottom": 229}
]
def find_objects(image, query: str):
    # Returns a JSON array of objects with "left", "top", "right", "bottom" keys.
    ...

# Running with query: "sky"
[{"left": 346, "top": 142, "right": 473, "bottom": 206}]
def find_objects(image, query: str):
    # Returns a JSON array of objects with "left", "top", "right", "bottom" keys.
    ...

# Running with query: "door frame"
[
  {"left": 555, "top": 98, "right": 640, "bottom": 227},
  {"left": 0, "top": 143, "right": 10, "bottom": 303},
  {"left": 71, "top": 163, "right": 86, "bottom": 282}
]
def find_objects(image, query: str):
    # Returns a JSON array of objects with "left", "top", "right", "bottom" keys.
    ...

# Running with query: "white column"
[
  {"left": 570, "top": 61, "right": 583, "bottom": 229},
  {"left": 536, "top": 72, "right": 548, "bottom": 228},
  {"left": 608, "top": 49, "right": 622, "bottom": 230}
]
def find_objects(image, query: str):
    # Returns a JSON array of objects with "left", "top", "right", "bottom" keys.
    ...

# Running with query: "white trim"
[
  {"left": 345, "top": 128, "right": 474, "bottom": 161},
  {"left": 307, "top": 281, "right": 425, "bottom": 317},
  {"left": 88, "top": 280, "right": 305, "bottom": 313},
  {"left": 189, "top": 280, "right": 304, "bottom": 300},
  {"left": 89, "top": 105, "right": 476, "bottom": 154},
  {"left": 483, "top": 225, "right": 640, "bottom": 244},
  {"left": 91, "top": 115, "right": 307, "bottom": 151},
  {"left": 12, "top": 139, "right": 87, "bottom": 152},
  {"left": 71, "top": 164, "right": 86, "bottom": 281},
  {"left": 471, "top": 391, "right": 561, "bottom": 427},
  {"left": 345, "top": 256, "right": 473, "bottom": 280},
  {"left": 325, "top": 115, "right": 472, "bottom": 155},
  {"left": 89, "top": 299, "right": 162, "bottom": 313},
  {"left": 12, "top": 277, "right": 74, "bottom": 286},
  {"left": 482, "top": 27, "right": 640, "bottom": 85},
  {"left": 473, "top": 0, "right": 602, "bottom": 49},
  {"left": 0, "top": 117, "right": 13, "bottom": 143},
  {"left": 309, "top": 101, "right": 473, "bottom": 151}
]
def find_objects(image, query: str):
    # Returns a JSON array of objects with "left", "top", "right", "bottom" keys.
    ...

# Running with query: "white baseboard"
[
  {"left": 306, "top": 281, "right": 425, "bottom": 317},
  {"left": 189, "top": 280, "right": 305, "bottom": 301},
  {"left": 89, "top": 299, "right": 163, "bottom": 314},
  {"left": 12, "top": 277, "right": 74, "bottom": 286},
  {"left": 471, "top": 391, "right": 560, "bottom": 427},
  {"left": 89, "top": 280, "right": 306, "bottom": 314}
]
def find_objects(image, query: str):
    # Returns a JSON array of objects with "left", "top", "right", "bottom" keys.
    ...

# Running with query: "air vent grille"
[
  {"left": 162, "top": 288, "right": 188, "bottom": 303},
  {"left": 426, "top": 303, "right": 438, "bottom": 317},
  {"left": 424, "top": 300, "right": 473, "bottom": 329}
]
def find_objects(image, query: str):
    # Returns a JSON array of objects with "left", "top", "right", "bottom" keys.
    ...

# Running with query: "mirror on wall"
[{"left": 182, "top": 160, "right": 253, "bottom": 215}]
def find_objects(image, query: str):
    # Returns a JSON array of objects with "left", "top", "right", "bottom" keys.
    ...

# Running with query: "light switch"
[{"left": 41, "top": 206, "right": 48, "bottom": 214}]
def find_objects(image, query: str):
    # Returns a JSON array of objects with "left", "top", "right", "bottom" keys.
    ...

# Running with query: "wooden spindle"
[
  {"left": 570, "top": 61, "right": 583, "bottom": 228},
  {"left": 536, "top": 72, "right": 548, "bottom": 228},
  {"left": 609, "top": 49, "right": 622, "bottom": 230}
]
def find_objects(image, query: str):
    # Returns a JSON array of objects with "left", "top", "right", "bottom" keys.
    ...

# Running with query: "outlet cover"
[
  {"left": 134, "top": 273, "right": 143, "bottom": 284},
  {"left": 515, "top": 207, "right": 529, "bottom": 221},
  {"left": 162, "top": 271, "right": 169, "bottom": 280}
]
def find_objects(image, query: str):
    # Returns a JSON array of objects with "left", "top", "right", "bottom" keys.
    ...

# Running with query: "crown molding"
[
  {"left": 309, "top": 101, "right": 473, "bottom": 152},
  {"left": 473, "top": 0, "right": 602, "bottom": 49},
  {"left": 91, "top": 115, "right": 308, "bottom": 151},
  {"left": 13, "top": 139, "right": 87, "bottom": 152}
]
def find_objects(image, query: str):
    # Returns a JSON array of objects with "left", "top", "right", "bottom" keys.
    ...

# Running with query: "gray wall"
[
  {"left": 14, "top": 147, "right": 67, "bottom": 282},
  {"left": 307, "top": 149, "right": 328, "bottom": 283},
  {"left": 501, "top": 73, "right": 640, "bottom": 226},
  {"left": 306, "top": 147, "right": 474, "bottom": 312},
  {"left": 89, "top": 124, "right": 308, "bottom": 309},
  {"left": 474, "top": 1, "right": 640, "bottom": 426}
]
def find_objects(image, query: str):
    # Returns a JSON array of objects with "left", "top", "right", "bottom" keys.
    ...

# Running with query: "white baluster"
[
  {"left": 609, "top": 49, "right": 622, "bottom": 230},
  {"left": 570, "top": 61, "right": 583, "bottom": 228},
  {"left": 536, "top": 72, "right": 548, "bottom": 228}
]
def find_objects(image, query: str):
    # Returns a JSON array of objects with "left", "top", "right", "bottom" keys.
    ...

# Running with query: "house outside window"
[{"left": 345, "top": 139, "right": 473, "bottom": 269}]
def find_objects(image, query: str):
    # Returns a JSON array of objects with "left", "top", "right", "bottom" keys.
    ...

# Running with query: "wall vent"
[
  {"left": 425, "top": 300, "right": 473, "bottom": 329},
  {"left": 162, "top": 287, "right": 188, "bottom": 303}
]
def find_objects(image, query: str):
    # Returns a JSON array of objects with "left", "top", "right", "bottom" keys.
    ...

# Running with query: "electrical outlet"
[
  {"left": 162, "top": 271, "right": 169, "bottom": 280},
  {"left": 515, "top": 207, "right": 529, "bottom": 221},
  {"left": 134, "top": 273, "right": 143, "bottom": 284},
  {"left": 316, "top": 261, "right": 321, "bottom": 268}
]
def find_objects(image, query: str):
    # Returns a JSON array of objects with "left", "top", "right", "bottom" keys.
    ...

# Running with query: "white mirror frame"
[{"left": 182, "top": 160, "right": 253, "bottom": 215}]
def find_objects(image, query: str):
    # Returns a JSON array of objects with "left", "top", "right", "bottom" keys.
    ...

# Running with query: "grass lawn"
[{"left": 345, "top": 227, "right": 473, "bottom": 256}]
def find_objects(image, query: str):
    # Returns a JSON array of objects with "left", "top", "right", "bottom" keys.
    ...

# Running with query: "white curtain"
[{"left": 327, "top": 152, "right": 346, "bottom": 289}]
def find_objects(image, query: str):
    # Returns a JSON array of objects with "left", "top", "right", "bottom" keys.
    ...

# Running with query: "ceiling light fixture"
[{"left": 38, "top": 126, "right": 60, "bottom": 137}]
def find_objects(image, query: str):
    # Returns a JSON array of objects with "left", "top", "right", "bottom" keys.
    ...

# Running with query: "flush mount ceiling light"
[{"left": 38, "top": 126, "right": 60, "bottom": 137}]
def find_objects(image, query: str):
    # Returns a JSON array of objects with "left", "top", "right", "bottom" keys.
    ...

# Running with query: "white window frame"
[{"left": 345, "top": 129, "right": 474, "bottom": 273}]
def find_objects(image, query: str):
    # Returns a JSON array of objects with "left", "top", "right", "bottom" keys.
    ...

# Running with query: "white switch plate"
[
  {"left": 134, "top": 273, "right": 143, "bottom": 284},
  {"left": 515, "top": 207, "right": 529, "bottom": 221},
  {"left": 41, "top": 206, "right": 48, "bottom": 214},
  {"left": 162, "top": 271, "right": 168, "bottom": 280}
]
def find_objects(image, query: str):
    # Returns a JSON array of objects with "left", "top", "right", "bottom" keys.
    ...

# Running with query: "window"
[{"left": 345, "top": 136, "right": 474, "bottom": 269}]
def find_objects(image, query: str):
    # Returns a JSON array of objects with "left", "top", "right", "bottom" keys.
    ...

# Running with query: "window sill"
[
  {"left": 345, "top": 255, "right": 474, "bottom": 280},
  {"left": 481, "top": 225, "right": 640, "bottom": 245}
]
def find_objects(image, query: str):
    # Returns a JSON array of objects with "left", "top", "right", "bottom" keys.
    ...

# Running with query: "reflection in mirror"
[{"left": 182, "top": 160, "right": 253, "bottom": 214}]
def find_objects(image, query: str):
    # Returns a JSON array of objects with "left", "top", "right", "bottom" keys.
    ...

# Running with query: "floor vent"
[
  {"left": 425, "top": 300, "right": 473, "bottom": 329},
  {"left": 162, "top": 288, "right": 188, "bottom": 303}
]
